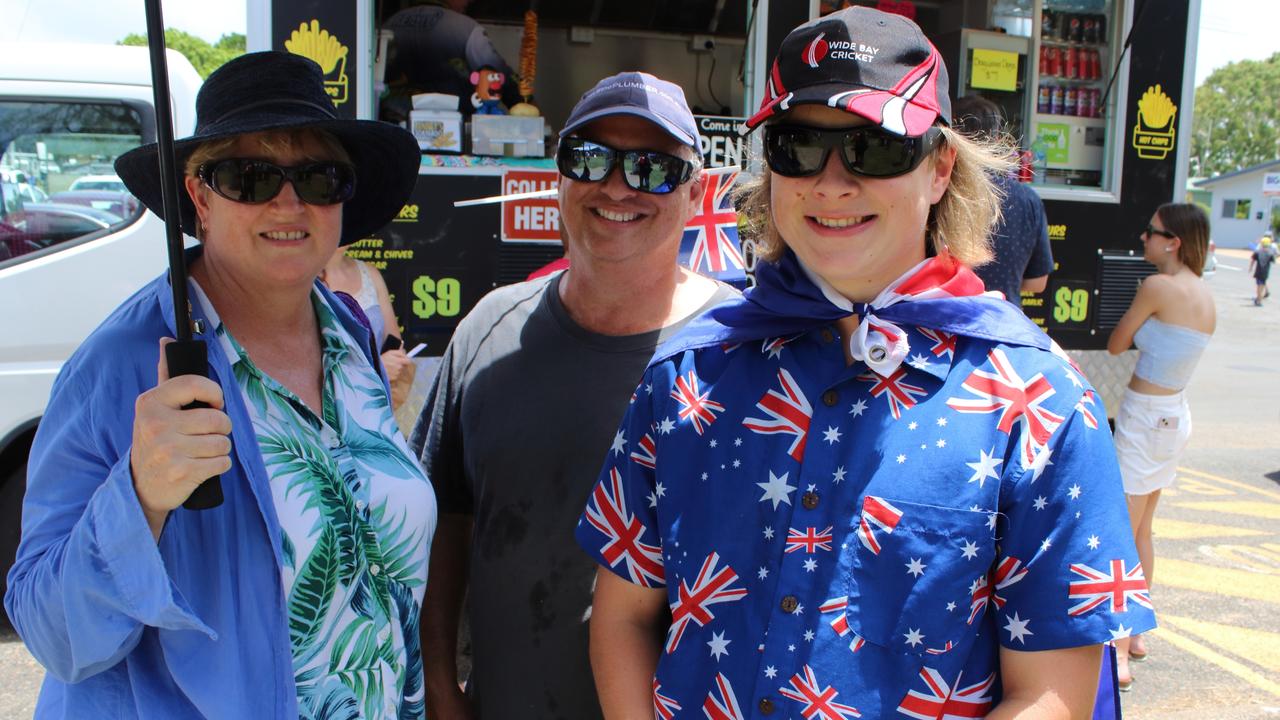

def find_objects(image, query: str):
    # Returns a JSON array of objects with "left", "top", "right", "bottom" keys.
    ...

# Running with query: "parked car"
[
  {"left": 1, "top": 203, "right": 121, "bottom": 260},
  {"left": 14, "top": 183, "right": 48, "bottom": 204},
  {"left": 47, "top": 189, "right": 140, "bottom": 219},
  {"left": 1, "top": 178, "right": 48, "bottom": 207},
  {"left": 67, "top": 173, "right": 127, "bottom": 192}
]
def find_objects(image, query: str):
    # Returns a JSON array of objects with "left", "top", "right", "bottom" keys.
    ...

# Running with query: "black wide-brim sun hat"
[{"left": 116, "top": 51, "right": 419, "bottom": 245}]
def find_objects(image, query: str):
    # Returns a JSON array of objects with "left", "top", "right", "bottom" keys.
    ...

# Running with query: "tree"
[
  {"left": 119, "top": 30, "right": 246, "bottom": 79},
  {"left": 1190, "top": 53, "right": 1280, "bottom": 178}
]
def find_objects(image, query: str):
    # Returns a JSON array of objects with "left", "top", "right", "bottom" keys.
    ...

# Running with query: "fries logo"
[
  {"left": 1132, "top": 85, "right": 1177, "bottom": 160},
  {"left": 285, "top": 20, "right": 349, "bottom": 107}
]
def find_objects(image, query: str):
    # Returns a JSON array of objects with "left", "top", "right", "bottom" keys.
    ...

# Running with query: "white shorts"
[{"left": 1113, "top": 388, "right": 1192, "bottom": 496}]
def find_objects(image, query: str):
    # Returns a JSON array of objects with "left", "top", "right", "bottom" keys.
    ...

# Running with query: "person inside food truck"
[
  {"left": 382, "top": 0, "right": 519, "bottom": 118},
  {"left": 575, "top": 7, "right": 1156, "bottom": 719}
]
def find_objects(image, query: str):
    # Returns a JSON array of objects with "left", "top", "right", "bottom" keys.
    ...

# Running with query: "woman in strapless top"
[{"left": 1106, "top": 202, "right": 1216, "bottom": 689}]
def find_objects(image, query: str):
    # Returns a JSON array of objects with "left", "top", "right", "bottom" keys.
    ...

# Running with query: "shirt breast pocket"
[{"left": 839, "top": 497, "right": 996, "bottom": 657}]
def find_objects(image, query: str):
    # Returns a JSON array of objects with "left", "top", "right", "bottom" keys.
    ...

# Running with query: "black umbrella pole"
[{"left": 145, "top": 0, "right": 223, "bottom": 509}]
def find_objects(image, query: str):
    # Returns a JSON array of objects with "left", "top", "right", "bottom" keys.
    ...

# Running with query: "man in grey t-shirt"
[{"left": 409, "top": 72, "right": 738, "bottom": 719}]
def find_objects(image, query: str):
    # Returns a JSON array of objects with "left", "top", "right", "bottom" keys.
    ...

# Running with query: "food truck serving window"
[{"left": 1005, "top": 0, "right": 1130, "bottom": 202}]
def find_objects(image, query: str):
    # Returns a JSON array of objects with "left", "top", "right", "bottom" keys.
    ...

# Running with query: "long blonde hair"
[{"left": 736, "top": 125, "right": 1014, "bottom": 268}]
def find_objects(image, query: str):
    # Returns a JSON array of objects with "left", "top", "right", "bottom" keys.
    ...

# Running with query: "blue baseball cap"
[{"left": 559, "top": 71, "right": 698, "bottom": 147}]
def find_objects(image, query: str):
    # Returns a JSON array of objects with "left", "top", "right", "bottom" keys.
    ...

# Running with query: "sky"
[{"left": 0, "top": 0, "right": 1274, "bottom": 87}]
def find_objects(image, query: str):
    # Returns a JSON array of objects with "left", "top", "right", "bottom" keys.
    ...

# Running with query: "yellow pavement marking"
[
  {"left": 1172, "top": 501, "right": 1280, "bottom": 520},
  {"left": 1202, "top": 544, "right": 1280, "bottom": 574},
  {"left": 1160, "top": 614, "right": 1280, "bottom": 674},
  {"left": 1178, "top": 467, "right": 1280, "bottom": 501},
  {"left": 1172, "top": 476, "right": 1236, "bottom": 495},
  {"left": 1152, "top": 517, "right": 1266, "bottom": 539},
  {"left": 1158, "top": 558, "right": 1279, "bottom": 604},
  {"left": 1151, "top": 625, "right": 1280, "bottom": 697}
]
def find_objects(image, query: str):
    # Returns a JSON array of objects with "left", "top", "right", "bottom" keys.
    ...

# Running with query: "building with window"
[{"left": 1193, "top": 159, "right": 1280, "bottom": 249}]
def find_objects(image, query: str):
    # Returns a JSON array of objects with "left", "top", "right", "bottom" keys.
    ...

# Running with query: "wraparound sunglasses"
[
  {"left": 764, "top": 124, "right": 943, "bottom": 179},
  {"left": 555, "top": 138, "right": 695, "bottom": 195},
  {"left": 197, "top": 158, "right": 357, "bottom": 205}
]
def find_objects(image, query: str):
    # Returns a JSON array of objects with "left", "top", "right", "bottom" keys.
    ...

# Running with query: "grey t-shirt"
[{"left": 410, "top": 271, "right": 738, "bottom": 719}]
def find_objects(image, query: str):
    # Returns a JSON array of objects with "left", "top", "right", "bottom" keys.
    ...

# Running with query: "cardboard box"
[
  {"left": 470, "top": 115, "right": 545, "bottom": 157},
  {"left": 410, "top": 110, "right": 463, "bottom": 153}
]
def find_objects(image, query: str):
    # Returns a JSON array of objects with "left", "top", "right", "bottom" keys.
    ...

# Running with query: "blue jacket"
[{"left": 5, "top": 258, "right": 383, "bottom": 718}]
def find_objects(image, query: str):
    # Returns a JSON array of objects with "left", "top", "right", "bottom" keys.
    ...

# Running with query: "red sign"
[{"left": 501, "top": 169, "right": 561, "bottom": 242}]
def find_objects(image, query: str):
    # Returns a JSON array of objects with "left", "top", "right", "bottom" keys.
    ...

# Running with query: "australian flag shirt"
[{"left": 576, "top": 251, "right": 1156, "bottom": 719}]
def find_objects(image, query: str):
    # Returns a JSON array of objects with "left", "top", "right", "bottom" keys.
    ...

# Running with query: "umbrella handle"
[{"left": 166, "top": 339, "right": 225, "bottom": 510}]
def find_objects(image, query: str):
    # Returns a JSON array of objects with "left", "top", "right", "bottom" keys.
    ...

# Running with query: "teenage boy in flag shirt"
[{"left": 576, "top": 7, "right": 1155, "bottom": 720}]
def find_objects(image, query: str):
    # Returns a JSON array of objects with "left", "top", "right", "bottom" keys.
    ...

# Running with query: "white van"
[{"left": 0, "top": 44, "right": 202, "bottom": 609}]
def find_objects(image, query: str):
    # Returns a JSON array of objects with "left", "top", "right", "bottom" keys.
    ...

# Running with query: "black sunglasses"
[
  {"left": 555, "top": 138, "right": 695, "bottom": 195},
  {"left": 763, "top": 124, "right": 943, "bottom": 179},
  {"left": 197, "top": 158, "right": 357, "bottom": 206},
  {"left": 1143, "top": 224, "right": 1177, "bottom": 240}
]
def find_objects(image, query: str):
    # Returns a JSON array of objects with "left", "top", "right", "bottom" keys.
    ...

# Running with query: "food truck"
[{"left": 246, "top": 0, "right": 1201, "bottom": 416}]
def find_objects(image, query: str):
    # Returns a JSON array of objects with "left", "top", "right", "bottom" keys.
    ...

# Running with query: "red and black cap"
[{"left": 741, "top": 6, "right": 950, "bottom": 138}]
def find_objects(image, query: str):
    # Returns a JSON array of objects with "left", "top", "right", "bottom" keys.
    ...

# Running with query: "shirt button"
[
  {"left": 820, "top": 328, "right": 834, "bottom": 344},
  {"left": 356, "top": 499, "right": 367, "bottom": 511},
  {"left": 780, "top": 595, "right": 799, "bottom": 613},
  {"left": 822, "top": 390, "right": 839, "bottom": 407},
  {"left": 370, "top": 564, "right": 381, "bottom": 576},
  {"left": 801, "top": 491, "right": 819, "bottom": 510},
  {"left": 758, "top": 698, "right": 775, "bottom": 714}
]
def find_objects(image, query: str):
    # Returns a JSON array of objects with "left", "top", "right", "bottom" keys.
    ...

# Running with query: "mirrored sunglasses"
[
  {"left": 555, "top": 138, "right": 695, "bottom": 195},
  {"left": 197, "top": 158, "right": 357, "bottom": 206},
  {"left": 763, "top": 124, "right": 943, "bottom": 179}
]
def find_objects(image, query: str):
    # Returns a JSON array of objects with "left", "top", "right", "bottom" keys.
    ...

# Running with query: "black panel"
[
  {"left": 271, "top": 1, "right": 360, "bottom": 119},
  {"left": 498, "top": 243, "right": 565, "bottom": 285},
  {"left": 372, "top": 173, "right": 504, "bottom": 355},
  {"left": 1094, "top": 253, "right": 1155, "bottom": 330}
]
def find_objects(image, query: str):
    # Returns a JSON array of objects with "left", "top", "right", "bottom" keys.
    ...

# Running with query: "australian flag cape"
[{"left": 653, "top": 248, "right": 1052, "bottom": 371}]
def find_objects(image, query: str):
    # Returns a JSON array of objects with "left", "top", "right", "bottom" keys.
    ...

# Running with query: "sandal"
[
  {"left": 1128, "top": 648, "right": 1148, "bottom": 662},
  {"left": 1118, "top": 678, "right": 1134, "bottom": 693}
]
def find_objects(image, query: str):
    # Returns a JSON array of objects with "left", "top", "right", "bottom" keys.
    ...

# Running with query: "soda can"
[
  {"left": 1065, "top": 87, "right": 1078, "bottom": 116},
  {"left": 1065, "top": 47, "right": 1078, "bottom": 79},
  {"left": 1039, "top": 46, "right": 1049, "bottom": 76},
  {"left": 1019, "top": 150, "right": 1034, "bottom": 182},
  {"left": 1069, "top": 14, "right": 1083, "bottom": 43},
  {"left": 1038, "top": 83, "right": 1051, "bottom": 113},
  {"left": 1093, "top": 88, "right": 1104, "bottom": 116},
  {"left": 1079, "top": 87, "right": 1093, "bottom": 117},
  {"left": 1041, "top": 9, "right": 1055, "bottom": 39},
  {"left": 1046, "top": 46, "right": 1060, "bottom": 77},
  {"left": 1083, "top": 17, "right": 1097, "bottom": 44},
  {"left": 1092, "top": 49, "right": 1103, "bottom": 80},
  {"left": 1051, "top": 85, "right": 1064, "bottom": 115}
]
